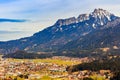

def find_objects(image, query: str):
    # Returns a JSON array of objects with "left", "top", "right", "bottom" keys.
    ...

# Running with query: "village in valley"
[{"left": 0, "top": 55, "right": 113, "bottom": 80}]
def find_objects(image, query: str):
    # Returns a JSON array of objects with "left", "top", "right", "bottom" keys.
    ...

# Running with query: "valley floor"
[{"left": 0, "top": 56, "right": 112, "bottom": 80}]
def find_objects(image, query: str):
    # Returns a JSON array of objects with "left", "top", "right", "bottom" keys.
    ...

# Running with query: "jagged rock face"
[
  {"left": 54, "top": 8, "right": 118, "bottom": 29},
  {"left": 77, "top": 14, "right": 89, "bottom": 22},
  {"left": 102, "top": 19, "right": 120, "bottom": 29},
  {"left": 89, "top": 8, "right": 117, "bottom": 28},
  {"left": 55, "top": 17, "right": 76, "bottom": 26}
]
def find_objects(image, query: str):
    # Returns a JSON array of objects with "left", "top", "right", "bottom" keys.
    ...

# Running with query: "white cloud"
[{"left": 0, "top": 0, "right": 120, "bottom": 41}]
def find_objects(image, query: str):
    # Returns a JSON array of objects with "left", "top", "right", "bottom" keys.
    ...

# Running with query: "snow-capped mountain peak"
[
  {"left": 54, "top": 8, "right": 118, "bottom": 28},
  {"left": 90, "top": 8, "right": 117, "bottom": 28},
  {"left": 92, "top": 8, "right": 111, "bottom": 17}
]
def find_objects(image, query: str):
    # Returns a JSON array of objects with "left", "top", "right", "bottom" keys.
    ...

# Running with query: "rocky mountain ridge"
[{"left": 0, "top": 8, "right": 120, "bottom": 55}]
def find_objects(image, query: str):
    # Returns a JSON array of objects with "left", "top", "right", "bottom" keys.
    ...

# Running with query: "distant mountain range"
[{"left": 1, "top": 8, "right": 120, "bottom": 57}]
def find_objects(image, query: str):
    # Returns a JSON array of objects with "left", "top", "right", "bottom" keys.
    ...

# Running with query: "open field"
[{"left": 8, "top": 58, "right": 81, "bottom": 66}]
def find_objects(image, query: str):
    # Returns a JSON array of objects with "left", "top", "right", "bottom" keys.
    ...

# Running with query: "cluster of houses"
[
  {"left": 0, "top": 56, "right": 112, "bottom": 80},
  {"left": 0, "top": 57, "right": 67, "bottom": 79}
]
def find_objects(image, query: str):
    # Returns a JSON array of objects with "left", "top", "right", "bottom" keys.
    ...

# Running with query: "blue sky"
[{"left": 0, "top": 0, "right": 120, "bottom": 41}]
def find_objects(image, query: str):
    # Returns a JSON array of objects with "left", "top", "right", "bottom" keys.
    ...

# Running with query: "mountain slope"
[
  {"left": 0, "top": 8, "right": 119, "bottom": 54},
  {"left": 61, "top": 18, "right": 120, "bottom": 52}
]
